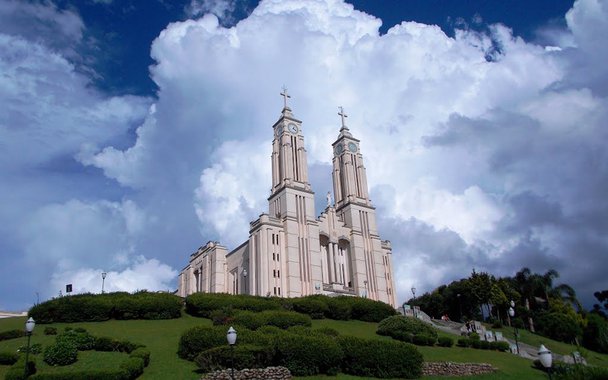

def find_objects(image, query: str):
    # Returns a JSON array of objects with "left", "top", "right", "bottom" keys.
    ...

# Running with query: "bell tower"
[
  {"left": 331, "top": 107, "right": 371, "bottom": 209},
  {"left": 270, "top": 88, "right": 311, "bottom": 195},
  {"left": 331, "top": 107, "right": 395, "bottom": 306},
  {"left": 265, "top": 88, "right": 321, "bottom": 298}
]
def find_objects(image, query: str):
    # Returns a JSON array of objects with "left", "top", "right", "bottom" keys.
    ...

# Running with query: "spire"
[
  {"left": 337, "top": 106, "right": 352, "bottom": 137},
  {"left": 280, "top": 86, "right": 294, "bottom": 117}
]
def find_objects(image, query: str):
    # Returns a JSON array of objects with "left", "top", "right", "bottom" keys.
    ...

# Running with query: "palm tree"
[
  {"left": 541, "top": 269, "right": 559, "bottom": 304},
  {"left": 514, "top": 267, "right": 536, "bottom": 332},
  {"left": 551, "top": 283, "right": 582, "bottom": 312}
]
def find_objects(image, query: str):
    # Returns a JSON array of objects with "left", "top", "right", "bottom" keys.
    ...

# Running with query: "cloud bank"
[{"left": 1, "top": 0, "right": 607, "bottom": 310}]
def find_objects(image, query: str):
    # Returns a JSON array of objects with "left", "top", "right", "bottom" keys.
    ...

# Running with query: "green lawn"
[{"left": 0, "top": 314, "right": 604, "bottom": 380}]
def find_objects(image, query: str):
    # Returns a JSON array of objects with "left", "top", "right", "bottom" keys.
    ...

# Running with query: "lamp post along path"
[
  {"left": 227, "top": 326, "right": 237, "bottom": 379},
  {"left": 411, "top": 287, "right": 417, "bottom": 318},
  {"left": 24, "top": 317, "right": 35, "bottom": 377},
  {"left": 538, "top": 344, "right": 553, "bottom": 379},
  {"left": 508, "top": 300, "right": 520, "bottom": 354},
  {"left": 101, "top": 272, "right": 107, "bottom": 294}
]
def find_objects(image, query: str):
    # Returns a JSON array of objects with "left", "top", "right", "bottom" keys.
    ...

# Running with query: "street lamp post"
[
  {"left": 242, "top": 269, "right": 248, "bottom": 295},
  {"left": 101, "top": 272, "right": 107, "bottom": 294},
  {"left": 411, "top": 287, "right": 417, "bottom": 318},
  {"left": 227, "top": 326, "right": 237, "bottom": 380},
  {"left": 24, "top": 317, "right": 35, "bottom": 377},
  {"left": 457, "top": 293, "right": 462, "bottom": 321},
  {"left": 508, "top": 300, "right": 520, "bottom": 354},
  {"left": 538, "top": 344, "right": 553, "bottom": 379}
]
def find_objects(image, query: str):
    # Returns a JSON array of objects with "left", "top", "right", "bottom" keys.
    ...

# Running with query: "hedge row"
[
  {"left": 28, "top": 291, "right": 182, "bottom": 323},
  {"left": 0, "top": 351, "right": 19, "bottom": 365},
  {"left": 0, "top": 329, "right": 25, "bottom": 341},
  {"left": 456, "top": 337, "right": 510, "bottom": 351},
  {"left": 179, "top": 325, "right": 423, "bottom": 378},
  {"left": 185, "top": 293, "right": 396, "bottom": 323}
]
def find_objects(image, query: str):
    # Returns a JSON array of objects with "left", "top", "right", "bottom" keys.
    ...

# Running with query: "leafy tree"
[{"left": 592, "top": 290, "right": 608, "bottom": 318}]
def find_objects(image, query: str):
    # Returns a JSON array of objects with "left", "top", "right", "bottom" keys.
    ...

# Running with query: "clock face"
[
  {"left": 348, "top": 142, "right": 357, "bottom": 152},
  {"left": 335, "top": 144, "right": 344, "bottom": 155},
  {"left": 288, "top": 123, "right": 298, "bottom": 134}
]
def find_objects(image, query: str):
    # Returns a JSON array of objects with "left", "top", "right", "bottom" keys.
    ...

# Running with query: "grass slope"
[{"left": 0, "top": 314, "right": 605, "bottom": 379}]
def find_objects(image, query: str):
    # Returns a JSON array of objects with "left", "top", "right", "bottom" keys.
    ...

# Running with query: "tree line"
[{"left": 408, "top": 267, "right": 608, "bottom": 353}]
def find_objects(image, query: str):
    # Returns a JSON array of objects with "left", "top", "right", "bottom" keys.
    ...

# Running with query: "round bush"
[
  {"left": 130, "top": 347, "right": 151, "bottom": 367},
  {"left": 338, "top": 335, "right": 423, "bottom": 378},
  {"left": 0, "top": 329, "right": 25, "bottom": 341},
  {"left": 275, "top": 333, "right": 343, "bottom": 376},
  {"left": 457, "top": 338, "right": 470, "bottom": 347},
  {"left": 349, "top": 297, "right": 396, "bottom": 322},
  {"left": 377, "top": 316, "right": 438, "bottom": 341},
  {"left": 44, "top": 341, "right": 78, "bottom": 366},
  {"left": 56, "top": 330, "right": 95, "bottom": 350},
  {"left": 412, "top": 334, "right": 435, "bottom": 346},
  {"left": 438, "top": 336, "right": 454, "bottom": 347},
  {"left": 178, "top": 326, "right": 226, "bottom": 360}
]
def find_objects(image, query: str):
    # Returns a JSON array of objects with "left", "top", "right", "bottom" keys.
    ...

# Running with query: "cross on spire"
[
  {"left": 338, "top": 106, "right": 348, "bottom": 128},
  {"left": 280, "top": 86, "right": 291, "bottom": 109}
]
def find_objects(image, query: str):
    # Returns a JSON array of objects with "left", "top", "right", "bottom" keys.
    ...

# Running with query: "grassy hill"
[{"left": 1, "top": 313, "right": 606, "bottom": 379}]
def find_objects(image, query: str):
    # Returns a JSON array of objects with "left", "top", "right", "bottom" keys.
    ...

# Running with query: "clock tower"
[{"left": 331, "top": 107, "right": 394, "bottom": 305}]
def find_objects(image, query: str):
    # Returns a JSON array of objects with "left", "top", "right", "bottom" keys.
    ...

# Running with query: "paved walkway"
[{"left": 429, "top": 319, "right": 583, "bottom": 365}]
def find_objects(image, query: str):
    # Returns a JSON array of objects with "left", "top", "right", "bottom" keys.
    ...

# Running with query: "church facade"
[{"left": 177, "top": 94, "right": 397, "bottom": 307}]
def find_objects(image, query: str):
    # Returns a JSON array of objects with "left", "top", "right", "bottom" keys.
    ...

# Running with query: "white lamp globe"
[{"left": 227, "top": 326, "right": 237, "bottom": 345}]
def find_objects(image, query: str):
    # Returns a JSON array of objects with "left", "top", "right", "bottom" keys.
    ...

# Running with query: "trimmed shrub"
[
  {"left": 469, "top": 332, "right": 480, "bottom": 341},
  {"left": 43, "top": 341, "right": 78, "bottom": 366},
  {"left": 130, "top": 347, "right": 151, "bottom": 367},
  {"left": 457, "top": 338, "right": 470, "bottom": 347},
  {"left": 0, "top": 329, "right": 25, "bottom": 341},
  {"left": 194, "top": 344, "right": 274, "bottom": 372},
  {"left": 325, "top": 297, "right": 352, "bottom": 320},
  {"left": 377, "top": 316, "right": 438, "bottom": 342},
  {"left": 185, "top": 293, "right": 280, "bottom": 317},
  {"left": 438, "top": 336, "right": 454, "bottom": 347},
  {"left": 274, "top": 333, "right": 343, "bottom": 376},
  {"left": 231, "top": 311, "right": 265, "bottom": 330},
  {"left": 56, "top": 330, "right": 95, "bottom": 350},
  {"left": 44, "top": 327, "right": 58, "bottom": 335},
  {"left": 290, "top": 297, "right": 329, "bottom": 319},
  {"left": 0, "top": 351, "right": 19, "bottom": 365},
  {"left": 338, "top": 336, "right": 423, "bottom": 379},
  {"left": 349, "top": 297, "right": 397, "bottom": 322},
  {"left": 178, "top": 326, "right": 226, "bottom": 360},
  {"left": 491, "top": 320, "right": 504, "bottom": 329},
  {"left": 479, "top": 340, "right": 490, "bottom": 350},
  {"left": 119, "top": 357, "right": 145, "bottom": 379},
  {"left": 470, "top": 339, "right": 482, "bottom": 349},
  {"left": 28, "top": 291, "right": 181, "bottom": 323},
  {"left": 489, "top": 341, "right": 510, "bottom": 352},
  {"left": 412, "top": 334, "right": 435, "bottom": 346}
]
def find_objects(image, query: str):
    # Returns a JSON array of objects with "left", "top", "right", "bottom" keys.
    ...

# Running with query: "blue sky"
[{"left": 1, "top": 0, "right": 607, "bottom": 312}]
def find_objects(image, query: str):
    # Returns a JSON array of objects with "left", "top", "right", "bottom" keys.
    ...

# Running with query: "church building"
[{"left": 177, "top": 91, "right": 397, "bottom": 307}]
